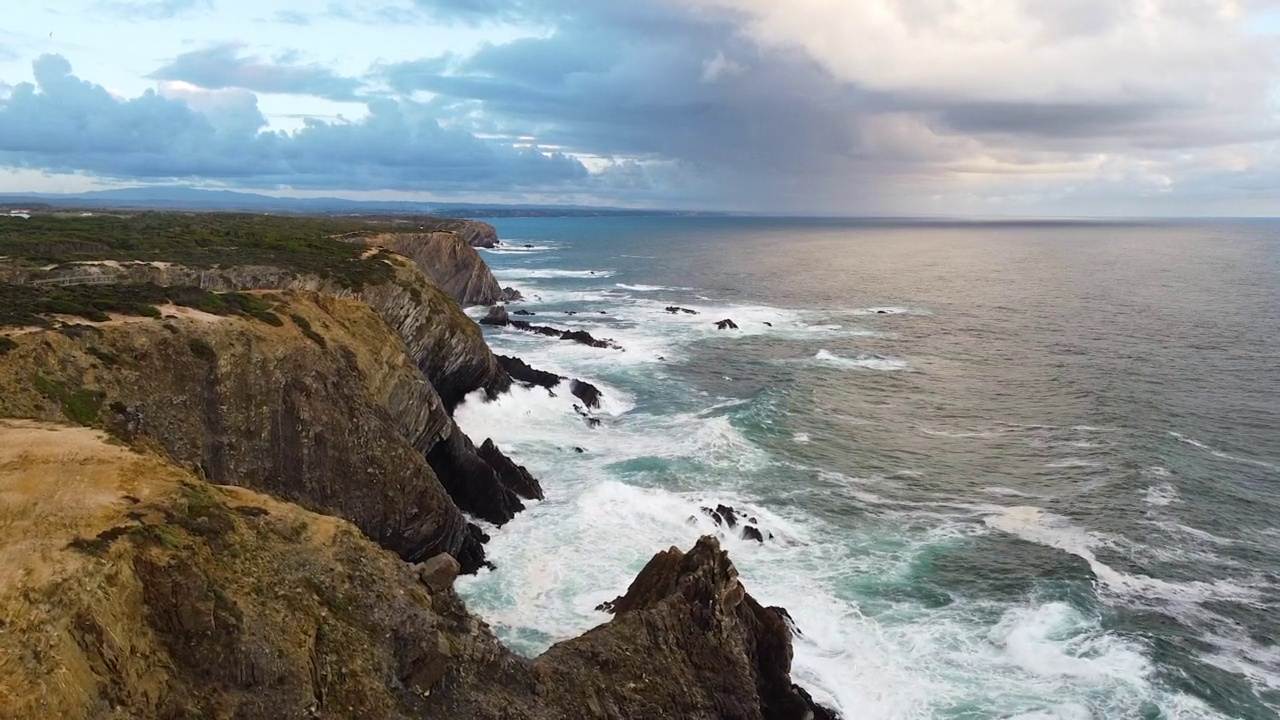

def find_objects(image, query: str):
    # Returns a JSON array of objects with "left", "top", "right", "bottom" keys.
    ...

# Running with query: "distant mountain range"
[{"left": 0, "top": 186, "right": 717, "bottom": 218}]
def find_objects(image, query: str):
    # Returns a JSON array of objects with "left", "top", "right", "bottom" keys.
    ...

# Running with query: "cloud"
[
  {"left": 97, "top": 0, "right": 214, "bottom": 20},
  {"left": 362, "top": 0, "right": 1280, "bottom": 213},
  {"left": 0, "top": 55, "right": 589, "bottom": 193},
  {"left": 149, "top": 43, "right": 364, "bottom": 101},
  {"left": 271, "top": 10, "right": 313, "bottom": 26}
]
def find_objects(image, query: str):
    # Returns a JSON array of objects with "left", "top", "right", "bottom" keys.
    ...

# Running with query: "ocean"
[{"left": 452, "top": 217, "right": 1280, "bottom": 719}]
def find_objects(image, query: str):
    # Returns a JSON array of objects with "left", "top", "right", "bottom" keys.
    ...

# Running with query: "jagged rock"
[
  {"left": 418, "top": 553, "right": 462, "bottom": 592},
  {"left": 569, "top": 379, "right": 602, "bottom": 409},
  {"left": 426, "top": 424, "right": 525, "bottom": 525},
  {"left": 573, "top": 447, "right": 586, "bottom": 454},
  {"left": 513, "top": 309, "right": 536, "bottom": 316},
  {"left": 503, "top": 319, "right": 624, "bottom": 350},
  {"left": 497, "top": 355, "right": 562, "bottom": 390},
  {"left": 561, "top": 329, "right": 622, "bottom": 350},
  {"left": 480, "top": 305, "right": 510, "bottom": 326},
  {"left": 716, "top": 318, "right": 739, "bottom": 330},
  {"left": 702, "top": 504, "right": 771, "bottom": 544},
  {"left": 666, "top": 306, "right": 699, "bottom": 315},
  {"left": 477, "top": 438, "right": 544, "bottom": 501},
  {"left": 502, "top": 286, "right": 524, "bottom": 302},
  {"left": 526, "top": 536, "right": 830, "bottom": 720}
]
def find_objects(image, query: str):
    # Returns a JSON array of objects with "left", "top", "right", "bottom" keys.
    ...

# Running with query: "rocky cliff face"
[
  {"left": 48, "top": 258, "right": 510, "bottom": 410},
  {"left": 0, "top": 293, "right": 495, "bottom": 571},
  {"left": 361, "top": 232, "right": 505, "bottom": 307},
  {"left": 0, "top": 420, "right": 829, "bottom": 719}
]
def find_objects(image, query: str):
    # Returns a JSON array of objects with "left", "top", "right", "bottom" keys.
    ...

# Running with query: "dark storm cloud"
[
  {"left": 0, "top": 55, "right": 588, "bottom": 191},
  {"left": 98, "top": 0, "right": 214, "bottom": 20},
  {"left": 150, "top": 43, "right": 364, "bottom": 101}
]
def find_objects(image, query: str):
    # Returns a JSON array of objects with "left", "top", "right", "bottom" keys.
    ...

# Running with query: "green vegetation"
[
  {"left": 86, "top": 346, "right": 120, "bottom": 367},
  {"left": 0, "top": 212, "right": 422, "bottom": 288},
  {"left": 288, "top": 313, "right": 327, "bottom": 348},
  {"left": 33, "top": 373, "right": 105, "bottom": 426},
  {"left": 0, "top": 283, "right": 284, "bottom": 328},
  {"left": 187, "top": 338, "right": 217, "bottom": 363}
]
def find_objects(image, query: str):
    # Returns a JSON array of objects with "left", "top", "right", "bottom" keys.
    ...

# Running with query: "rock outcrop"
[
  {"left": 360, "top": 231, "right": 506, "bottom": 307},
  {"left": 717, "top": 318, "right": 740, "bottom": 330}
]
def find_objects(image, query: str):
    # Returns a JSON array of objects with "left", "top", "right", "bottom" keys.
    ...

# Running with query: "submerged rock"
[
  {"left": 716, "top": 318, "right": 739, "bottom": 330},
  {"left": 666, "top": 306, "right": 699, "bottom": 315},
  {"left": 513, "top": 309, "right": 536, "bottom": 316}
]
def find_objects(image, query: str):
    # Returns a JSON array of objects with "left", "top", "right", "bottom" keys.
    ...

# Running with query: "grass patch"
[
  {"left": 86, "top": 345, "right": 119, "bottom": 367},
  {"left": 33, "top": 373, "right": 105, "bottom": 426},
  {"left": 0, "top": 212, "right": 438, "bottom": 289},
  {"left": 288, "top": 313, "right": 327, "bottom": 348},
  {"left": 0, "top": 283, "right": 290, "bottom": 329},
  {"left": 187, "top": 338, "right": 217, "bottom": 363}
]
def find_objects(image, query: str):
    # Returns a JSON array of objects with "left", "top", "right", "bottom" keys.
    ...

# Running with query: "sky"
[{"left": 1, "top": 0, "right": 1279, "bottom": 215}]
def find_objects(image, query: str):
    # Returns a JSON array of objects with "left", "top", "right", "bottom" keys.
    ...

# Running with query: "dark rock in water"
[
  {"left": 716, "top": 319, "right": 739, "bottom": 330},
  {"left": 570, "top": 379, "right": 603, "bottom": 409},
  {"left": 454, "top": 523, "right": 490, "bottom": 575},
  {"left": 524, "top": 243, "right": 534, "bottom": 248},
  {"left": 479, "top": 305, "right": 510, "bottom": 326},
  {"left": 425, "top": 425, "right": 525, "bottom": 525},
  {"left": 497, "top": 354, "right": 562, "bottom": 390},
  {"left": 502, "top": 286, "right": 524, "bottom": 302},
  {"left": 513, "top": 309, "right": 536, "bottom": 316},
  {"left": 702, "top": 504, "right": 770, "bottom": 544},
  {"left": 658, "top": 356, "right": 666, "bottom": 361},
  {"left": 876, "top": 310, "right": 888, "bottom": 314},
  {"left": 504, "top": 320, "right": 624, "bottom": 350},
  {"left": 561, "top": 329, "right": 623, "bottom": 350},
  {"left": 599, "top": 311, "right": 607, "bottom": 315},
  {"left": 478, "top": 438, "right": 545, "bottom": 501},
  {"left": 573, "top": 404, "right": 602, "bottom": 428},
  {"left": 794, "top": 684, "right": 843, "bottom": 720},
  {"left": 565, "top": 311, "right": 578, "bottom": 316},
  {"left": 665, "top": 306, "right": 699, "bottom": 315},
  {"left": 763, "top": 321, "right": 773, "bottom": 327},
  {"left": 571, "top": 536, "right": 831, "bottom": 720},
  {"left": 573, "top": 447, "right": 585, "bottom": 454}
]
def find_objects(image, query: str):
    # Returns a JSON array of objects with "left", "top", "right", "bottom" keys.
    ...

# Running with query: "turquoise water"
[{"left": 453, "top": 218, "right": 1280, "bottom": 719}]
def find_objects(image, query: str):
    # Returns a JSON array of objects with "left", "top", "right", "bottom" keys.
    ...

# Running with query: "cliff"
[
  {"left": 361, "top": 231, "right": 505, "bottom": 307},
  {"left": 0, "top": 292, "right": 537, "bottom": 571},
  {"left": 0, "top": 420, "right": 828, "bottom": 719}
]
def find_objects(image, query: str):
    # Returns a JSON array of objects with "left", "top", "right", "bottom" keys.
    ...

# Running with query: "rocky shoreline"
[{"left": 0, "top": 215, "right": 837, "bottom": 719}]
